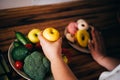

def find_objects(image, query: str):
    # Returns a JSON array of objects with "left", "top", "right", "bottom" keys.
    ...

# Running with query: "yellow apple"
[
  {"left": 42, "top": 27, "right": 60, "bottom": 41},
  {"left": 75, "top": 30, "right": 90, "bottom": 47},
  {"left": 28, "top": 29, "right": 41, "bottom": 43}
]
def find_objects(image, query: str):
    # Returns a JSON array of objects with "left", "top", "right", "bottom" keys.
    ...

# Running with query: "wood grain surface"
[{"left": 0, "top": 0, "right": 120, "bottom": 80}]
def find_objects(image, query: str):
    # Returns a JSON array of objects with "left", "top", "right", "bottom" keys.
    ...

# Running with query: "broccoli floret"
[{"left": 23, "top": 51, "right": 50, "bottom": 80}]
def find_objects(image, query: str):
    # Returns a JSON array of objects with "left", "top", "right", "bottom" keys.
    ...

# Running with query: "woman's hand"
[
  {"left": 38, "top": 32, "right": 77, "bottom": 80},
  {"left": 38, "top": 33, "right": 62, "bottom": 61},
  {"left": 88, "top": 27, "right": 120, "bottom": 70},
  {"left": 88, "top": 27, "right": 106, "bottom": 60}
]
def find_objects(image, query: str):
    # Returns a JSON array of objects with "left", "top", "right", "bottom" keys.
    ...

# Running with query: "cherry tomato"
[
  {"left": 25, "top": 43, "right": 33, "bottom": 50},
  {"left": 35, "top": 42, "right": 42, "bottom": 49},
  {"left": 15, "top": 61, "right": 23, "bottom": 70}
]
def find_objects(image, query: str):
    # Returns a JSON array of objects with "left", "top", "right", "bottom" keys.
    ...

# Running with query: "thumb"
[
  {"left": 57, "top": 37, "right": 62, "bottom": 44},
  {"left": 38, "top": 32, "right": 42, "bottom": 41},
  {"left": 38, "top": 32, "right": 47, "bottom": 44}
]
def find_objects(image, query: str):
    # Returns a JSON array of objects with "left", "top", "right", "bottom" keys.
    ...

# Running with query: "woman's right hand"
[{"left": 38, "top": 33, "right": 62, "bottom": 62}]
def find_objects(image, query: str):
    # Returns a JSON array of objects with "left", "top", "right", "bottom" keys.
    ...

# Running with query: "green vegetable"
[
  {"left": 13, "top": 41, "right": 23, "bottom": 47},
  {"left": 15, "top": 31, "right": 30, "bottom": 45},
  {"left": 12, "top": 45, "right": 28, "bottom": 61},
  {"left": 23, "top": 51, "right": 50, "bottom": 80}
]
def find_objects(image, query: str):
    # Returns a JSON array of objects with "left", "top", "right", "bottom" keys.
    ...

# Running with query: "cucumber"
[{"left": 15, "top": 32, "right": 30, "bottom": 45}]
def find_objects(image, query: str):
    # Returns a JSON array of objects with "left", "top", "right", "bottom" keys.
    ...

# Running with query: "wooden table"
[{"left": 0, "top": 0, "right": 120, "bottom": 80}]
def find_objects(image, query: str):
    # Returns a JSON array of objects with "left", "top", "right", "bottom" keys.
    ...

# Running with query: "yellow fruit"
[
  {"left": 42, "top": 27, "right": 60, "bottom": 42},
  {"left": 76, "top": 30, "right": 90, "bottom": 47},
  {"left": 28, "top": 29, "right": 41, "bottom": 43},
  {"left": 77, "top": 19, "right": 89, "bottom": 30},
  {"left": 62, "top": 55, "right": 68, "bottom": 63},
  {"left": 65, "top": 33, "right": 75, "bottom": 43}
]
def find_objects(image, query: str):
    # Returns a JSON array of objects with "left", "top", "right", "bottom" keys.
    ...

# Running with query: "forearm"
[
  {"left": 93, "top": 55, "right": 120, "bottom": 71},
  {"left": 51, "top": 56, "right": 77, "bottom": 80}
]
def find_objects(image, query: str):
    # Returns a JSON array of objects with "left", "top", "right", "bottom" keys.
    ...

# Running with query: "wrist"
[
  {"left": 48, "top": 54, "right": 62, "bottom": 62},
  {"left": 50, "top": 55, "right": 63, "bottom": 64},
  {"left": 92, "top": 52, "right": 106, "bottom": 62}
]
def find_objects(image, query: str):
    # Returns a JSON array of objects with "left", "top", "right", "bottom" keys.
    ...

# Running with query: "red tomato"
[
  {"left": 25, "top": 43, "right": 33, "bottom": 50},
  {"left": 15, "top": 61, "right": 23, "bottom": 70},
  {"left": 35, "top": 42, "right": 42, "bottom": 49}
]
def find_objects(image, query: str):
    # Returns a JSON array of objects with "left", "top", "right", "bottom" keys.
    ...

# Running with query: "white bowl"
[{"left": 64, "top": 27, "right": 90, "bottom": 54}]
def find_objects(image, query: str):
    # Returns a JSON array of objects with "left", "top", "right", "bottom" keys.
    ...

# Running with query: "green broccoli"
[{"left": 23, "top": 51, "right": 50, "bottom": 80}]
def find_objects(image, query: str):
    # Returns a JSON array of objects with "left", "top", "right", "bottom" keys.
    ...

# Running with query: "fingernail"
[
  {"left": 92, "top": 27, "right": 95, "bottom": 31},
  {"left": 88, "top": 39, "right": 91, "bottom": 43}
]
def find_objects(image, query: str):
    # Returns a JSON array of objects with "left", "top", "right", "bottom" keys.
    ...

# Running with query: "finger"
[
  {"left": 54, "top": 37, "right": 62, "bottom": 46},
  {"left": 98, "top": 31, "right": 104, "bottom": 44},
  {"left": 38, "top": 32, "right": 42, "bottom": 40},
  {"left": 91, "top": 27, "right": 96, "bottom": 43},
  {"left": 88, "top": 40, "right": 94, "bottom": 52},
  {"left": 57, "top": 37, "right": 62, "bottom": 50},
  {"left": 58, "top": 37, "right": 62, "bottom": 44},
  {"left": 92, "top": 28, "right": 102, "bottom": 48},
  {"left": 97, "top": 32, "right": 105, "bottom": 50},
  {"left": 94, "top": 30, "right": 102, "bottom": 45},
  {"left": 38, "top": 32, "right": 48, "bottom": 45}
]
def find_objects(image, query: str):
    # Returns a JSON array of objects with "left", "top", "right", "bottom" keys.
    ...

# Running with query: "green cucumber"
[{"left": 15, "top": 32, "right": 30, "bottom": 45}]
